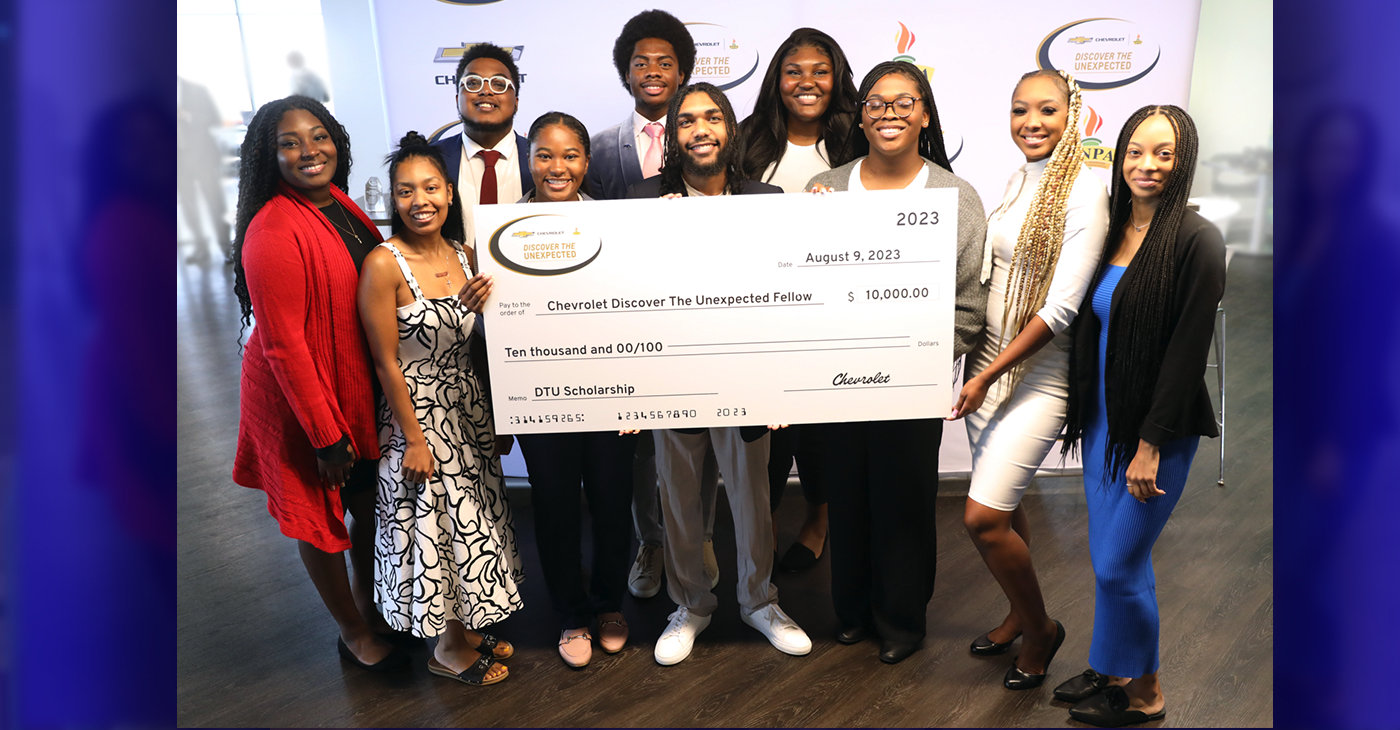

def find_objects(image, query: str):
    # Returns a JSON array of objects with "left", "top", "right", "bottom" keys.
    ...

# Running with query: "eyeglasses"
[
  {"left": 459, "top": 74, "right": 515, "bottom": 94},
  {"left": 863, "top": 97, "right": 921, "bottom": 119}
]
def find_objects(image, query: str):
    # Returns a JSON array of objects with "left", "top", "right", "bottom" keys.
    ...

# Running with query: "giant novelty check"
[{"left": 475, "top": 188, "right": 957, "bottom": 435}]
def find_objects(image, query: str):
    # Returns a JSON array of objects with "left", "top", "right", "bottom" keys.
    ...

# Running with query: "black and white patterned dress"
[{"left": 374, "top": 241, "right": 524, "bottom": 636}]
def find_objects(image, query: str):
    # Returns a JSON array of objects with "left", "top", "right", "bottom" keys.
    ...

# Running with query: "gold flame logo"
[
  {"left": 895, "top": 22, "right": 916, "bottom": 55},
  {"left": 1083, "top": 106, "right": 1103, "bottom": 137}
]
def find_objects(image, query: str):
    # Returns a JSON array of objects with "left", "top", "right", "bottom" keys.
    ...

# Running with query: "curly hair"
[
  {"left": 611, "top": 9, "right": 696, "bottom": 88},
  {"left": 232, "top": 95, "right": 351, "bottom": 329},
  {"left": 851, "top": 61, "right": 951, "bottom": 172},
  {"left": 526, "top": 111, "right": 594, "bottom": 198},
  {"left": 658, "top": 83, "right": 746, "bottom": 196},
  {"left": 738, "top": 28, "right": 859, "bottom": 182},
  {"left": 455, "top": 42, "right": 521, "bottom": 89},
  {"left": 1062, "top": 105, "right": 1202, "bottom": 477},
  {"left": 382, "top": 130, "right": 466, "bottom": 244}
]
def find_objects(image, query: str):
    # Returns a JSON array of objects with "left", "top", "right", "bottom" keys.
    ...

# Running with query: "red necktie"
[{"left": 477, "top": 149, "right": 503, "bottom": 205}]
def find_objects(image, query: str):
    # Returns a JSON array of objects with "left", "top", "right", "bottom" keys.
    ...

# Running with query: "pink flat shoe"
[
  {"left": 558, "top": 629, "right": 593, "bottom": 668},
  {"left": 598, "top": 616, "right": 629, "bottom": 654}
]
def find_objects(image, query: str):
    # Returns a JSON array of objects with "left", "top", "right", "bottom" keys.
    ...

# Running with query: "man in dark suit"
[
  {"left": 430, "top": 42, "right": 534, "bottom": 247},
  {"left": 586, "top": 10, "right": 695, "bottom": 202},
  {"left": 593, "top": 11, "right": 719, "bottom": 605},
  {"left": 430, "top": 42, "right": 533, "bottom": 458},
  {"left": 627, "top": 83, "right": 810, "bottom": 667}
]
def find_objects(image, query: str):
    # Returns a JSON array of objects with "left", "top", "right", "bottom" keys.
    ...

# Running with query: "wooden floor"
[{"left": 177, "top": 251, "right": 1273, "bottom": 728}]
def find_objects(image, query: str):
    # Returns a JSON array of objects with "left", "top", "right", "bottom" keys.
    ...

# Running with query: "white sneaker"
[
  {"left": 702, "top": 539, "right": 719, "bottom": 589},
  {"left": 742, "top": 604, "right": 812, "bottom": 656},
  {"left": 629, "top": 543, "right": 662, "bottom": 598},
  {"left": 654, "top": 606, "right": 711, "bottom": 665}
]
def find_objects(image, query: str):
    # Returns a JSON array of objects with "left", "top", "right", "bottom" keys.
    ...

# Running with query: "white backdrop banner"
[
  {"left": 369, "top": 0, "right": 1202, "bottom": 209},
  {"left": 367, "top": 0, "right": 1202, "bottom": 476}
]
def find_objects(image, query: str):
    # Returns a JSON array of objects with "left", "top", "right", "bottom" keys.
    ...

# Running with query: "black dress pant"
[
  {"left": 517, "top": 430, "right": 639, "bottom": 630},
  {"left": 823, "top": 418, "right": 942, "bottom": 644},
  {"left": 767, "top": 424, "right": 827, "bottom": 512}
]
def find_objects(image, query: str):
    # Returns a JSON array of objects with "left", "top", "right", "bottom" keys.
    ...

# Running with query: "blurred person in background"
[
  {"left": 288, "top": 50, "right": 330, "bottom": 103},
  {"left": 230, "top": 95, "right": 408, "bottom": 673},
  {"left": 178, "top": 76, "right": 231, "bottom": 264}
]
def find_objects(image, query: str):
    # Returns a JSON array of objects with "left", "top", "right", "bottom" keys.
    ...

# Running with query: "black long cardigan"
[{"left": 1068, "top": 208, "right": 1228, "bottom": 448}]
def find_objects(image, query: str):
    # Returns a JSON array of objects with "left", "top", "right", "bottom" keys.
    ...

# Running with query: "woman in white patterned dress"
[{"left": 358, "top": 131, "right": 524, "bottom": 686}]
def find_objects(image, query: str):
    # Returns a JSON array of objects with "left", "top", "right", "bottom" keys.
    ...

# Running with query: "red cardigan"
[{"left": 232, "top": 181, "right": 383, "bottom": 552}]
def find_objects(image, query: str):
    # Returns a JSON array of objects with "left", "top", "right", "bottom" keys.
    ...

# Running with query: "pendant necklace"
[{"left": 325, "top": 202, "right": 364, "bottom": 247}]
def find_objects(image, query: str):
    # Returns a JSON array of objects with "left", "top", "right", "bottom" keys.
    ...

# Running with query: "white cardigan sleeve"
[{"left": 1033, "top": 167, "right": 1110, "bottom": 335}]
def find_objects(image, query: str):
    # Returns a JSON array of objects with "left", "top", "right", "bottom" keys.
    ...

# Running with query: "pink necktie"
[{"left": 642, "top": 123, "right": 664, "bottom": 179}]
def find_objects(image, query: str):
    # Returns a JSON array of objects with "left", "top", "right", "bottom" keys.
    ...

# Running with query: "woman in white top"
[
  {"left": 948, "top": 70, "right": 1109, "bottom": 689},
  {"left": 736, "top": 28, "right": 861, "bottom": 571}
]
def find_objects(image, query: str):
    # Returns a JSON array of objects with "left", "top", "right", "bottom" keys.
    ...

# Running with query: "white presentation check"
[{"left": 475, "top": 188, "right": 957, "bottom": 435}]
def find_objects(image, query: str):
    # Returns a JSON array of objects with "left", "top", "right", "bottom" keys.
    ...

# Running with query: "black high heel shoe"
[
  {"left": 970, "top": 630, "right": 1021, "bottom": 656},
  {"left": 1002, "top": 620, "right": 1064, "bottom": 690}
]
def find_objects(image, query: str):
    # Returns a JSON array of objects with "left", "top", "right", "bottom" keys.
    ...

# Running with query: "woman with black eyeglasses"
[{"left": 805, "top": 60, "right": 989, "bottom": 664}]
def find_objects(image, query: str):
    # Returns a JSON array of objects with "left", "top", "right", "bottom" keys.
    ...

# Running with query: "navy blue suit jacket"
[
  {"left": 431, "top": 130, "right": 535, "bottom": 199},
  {"left": 586, "top": 116, "right": 649, "bottom": 201}
]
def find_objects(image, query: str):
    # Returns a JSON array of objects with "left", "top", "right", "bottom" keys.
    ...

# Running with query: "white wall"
[
  {"left": 1188, "top": 0, "right": 1273, "bottom": 193},
  {"left": 322, "top": 0, "right": 393, "bottom": 208}
]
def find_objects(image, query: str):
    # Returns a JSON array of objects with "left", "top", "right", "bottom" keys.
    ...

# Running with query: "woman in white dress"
[
  {"left": 948, "top": 70, "right": 1108, "bottom": 689},
  {"left": 358, "top": 131, "right": 524, "bottom": 687}
]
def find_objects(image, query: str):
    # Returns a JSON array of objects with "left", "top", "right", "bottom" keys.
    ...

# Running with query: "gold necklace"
[{"left": 324, "top": 202, "right": 364, "bottom": 247}]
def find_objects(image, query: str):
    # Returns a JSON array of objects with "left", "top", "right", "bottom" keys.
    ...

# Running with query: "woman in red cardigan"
[{"left": 230, "top": 95, "right": 406, "bottom": 672}]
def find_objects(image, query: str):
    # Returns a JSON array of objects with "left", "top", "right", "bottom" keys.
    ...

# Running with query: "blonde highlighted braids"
[{"left": 996, "top": 69, "right": 1084, "bottom": 390}]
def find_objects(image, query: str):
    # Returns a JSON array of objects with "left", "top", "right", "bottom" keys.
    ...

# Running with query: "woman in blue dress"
[{"left": 1055, "top": 105, "right": 1226, "bottom": 727}]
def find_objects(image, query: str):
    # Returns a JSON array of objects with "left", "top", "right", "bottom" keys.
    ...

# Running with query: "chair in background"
[{"left": 1207, "top": 247, "right": 1235, "bottom": 486}]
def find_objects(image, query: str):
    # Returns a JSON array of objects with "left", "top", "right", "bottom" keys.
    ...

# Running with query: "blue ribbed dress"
[{"left": 1082, "top": 265, "right": 1199, "bottom": 678}]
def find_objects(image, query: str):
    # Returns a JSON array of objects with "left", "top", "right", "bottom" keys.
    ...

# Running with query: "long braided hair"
[
  {"left": 995, "top": 70, "right": 1084, "bottom": 395},
  {"left": 851, "top": 61, "right": 952, "bottom": 172},
  {"left": 738, "top": 28, "right": 859, "bottom": 182},
  {"left": 1063, "top": 105, "right": 1201, "bottom": 477},
  {"left": 383, "top": 130, "right": 465, "bottom": 244},
  {"left": 658, "top": 83, "right": 747, "bottom": 196},
  {"left": 232, "top": 95, "right": 352, "bottom": 329}
]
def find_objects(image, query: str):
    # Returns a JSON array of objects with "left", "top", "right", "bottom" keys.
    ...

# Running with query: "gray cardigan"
[{"left": 806, "top": 157, "right": 990, "bottom": 358}]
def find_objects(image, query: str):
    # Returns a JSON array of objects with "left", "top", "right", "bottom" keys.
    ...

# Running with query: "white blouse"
[{"left": 980, "top": 158, "right": 1109, "bottom": 344}]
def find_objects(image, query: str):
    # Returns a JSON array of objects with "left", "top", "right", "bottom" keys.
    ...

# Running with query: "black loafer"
[
  {"left": 1003, "top": 620, "right": 1065, "bottom": 690},
  {"left": 879, "top": 639, "right": 919, "bottom": 664},
  {"left": 1070, "top": 686, "right": 1166, "bottom": 727},
  {"left": 970, "top": 630, "right": 1021, "bottom": 656},
  {"left": 836, "top": 624, "right": 870, "bottom": 644},
  {"left": 1055, "top": 668, "right": 1112, "bottom": 703},
  {"left": 337, "top": 636, "right": 410, "bottom": 672}
]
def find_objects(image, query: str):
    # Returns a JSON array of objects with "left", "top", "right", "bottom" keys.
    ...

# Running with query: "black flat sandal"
[{"left": 428, "top": 654, "right": 508, "bottom": 686}]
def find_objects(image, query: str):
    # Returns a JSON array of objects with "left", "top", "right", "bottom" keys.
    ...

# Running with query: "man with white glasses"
[{"left": 432, "top": 42, "right": 534, "bottom": 230}]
